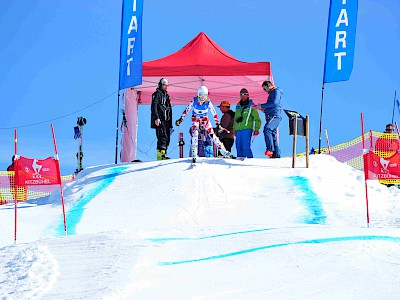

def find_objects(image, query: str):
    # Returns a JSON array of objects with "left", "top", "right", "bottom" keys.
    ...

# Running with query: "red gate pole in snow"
[
  {"left": 360, "top": 113, "right": 370, "bottom": 227},
  {"left": 13, "top": 130, "right": 18, "bottom": 244},
  {"left": 51, "top": 124, "right": 68, "bottom": 236}
]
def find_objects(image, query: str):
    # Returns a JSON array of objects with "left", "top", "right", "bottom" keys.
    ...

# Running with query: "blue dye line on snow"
[
  {"left": 54, "top": 166, "right": 129, "bottom": 236},
  {"left": 159, "top": 235, "right": 400, "bottom": 266},
  {"left": 147, "top": 227, "right": 278, "bottom": 243},
  {"left": 288, "top": 176, "right": 326, "bottom": 224}
]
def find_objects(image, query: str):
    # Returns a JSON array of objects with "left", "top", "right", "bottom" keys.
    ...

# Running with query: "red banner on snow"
[
  {"left": 15, "top": 156, "right": 61, "bottom": 186},
  {"left": 364, "top": 151, "right": 400, "bottom": 180}
]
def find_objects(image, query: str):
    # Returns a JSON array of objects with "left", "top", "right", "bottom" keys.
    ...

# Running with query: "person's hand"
[
  {"left": 253, "top": 130, "right": 260, "bottom": 136},
  {"left": 155, "top": 119, "right": 161, "bottom": 126},
  {"left": 217, "top": 124, "right": 224, "bottom": 134},
  {"left": 175, "top": 117, "right": 183, "bottom": 126}
]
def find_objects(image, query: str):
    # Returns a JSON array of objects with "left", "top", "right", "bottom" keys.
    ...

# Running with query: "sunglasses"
[
  {"left": 240, "top": 93, "right": 249, "bottom": 96},
  {"left": 386, "top": 128, "right": 394, "bottom": 131}
]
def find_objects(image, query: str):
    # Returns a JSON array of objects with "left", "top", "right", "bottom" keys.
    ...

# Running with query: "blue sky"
[{"left": 1, "top": 0, "right": 399, "bottom": 174}]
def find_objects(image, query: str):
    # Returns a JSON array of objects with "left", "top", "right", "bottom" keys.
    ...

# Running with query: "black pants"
[
  {"left": 156, "top": 126, "right": 171, "bottom": 151},
  {"left": 221, "top": 138, "right": 234, "bottom": 152},
  {"left": 218, "top": 138, "right": 234, "bottom": 156}
]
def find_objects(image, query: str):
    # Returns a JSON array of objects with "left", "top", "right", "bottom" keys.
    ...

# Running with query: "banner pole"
[
  {"left": 14, "top": 130, "right": 18, "bottom": 244},
  {"left": 115, "top": 0, "right": 125, "bottom": 165},
  {"left": 318, "top": 83, "right": 325, "bottom": 154},
  {"left": 391, "top": 90, "right": 397, "bottom": 125},
  {"left": 115, "top": 91, "right": 121, "bottom": 164},
  {"left": 305, "top": 116, "right": 310, "bottom": 168},
  {"left": 51, "top": 124, "right": 68, "bottom": 236}
]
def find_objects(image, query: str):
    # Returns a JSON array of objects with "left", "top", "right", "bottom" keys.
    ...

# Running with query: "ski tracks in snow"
[
  {"left": 0, "top": 232, "right": 151, "bottom": 299},
  {"left": 0, "top": 244, "right": 58, "bottom": 299},
  {"left": 180, "top": 160, "right": 229, "bottom": 226}
]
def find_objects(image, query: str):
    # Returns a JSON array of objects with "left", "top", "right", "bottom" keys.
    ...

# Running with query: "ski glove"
[
  {"left": 175, "top": 117, "right": 183, "bottom": 126},
  {"left": 253, "top": 130, "right": 260, "bottom": 136}
]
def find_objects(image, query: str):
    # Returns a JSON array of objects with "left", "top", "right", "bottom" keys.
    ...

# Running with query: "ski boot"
[
  {"left": 219, "top": 148, "right": 233, "bottom": 159},
  {"left": 191, "top": 144, "right": 198, "bottom": 163},
  {"left": 157, "top": 149, "right": 170, "bottom": 160}
]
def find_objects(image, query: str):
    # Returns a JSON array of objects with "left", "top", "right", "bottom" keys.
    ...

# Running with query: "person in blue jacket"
[{"left": 255, "top": 80, "right": 283, "bottom": 158}]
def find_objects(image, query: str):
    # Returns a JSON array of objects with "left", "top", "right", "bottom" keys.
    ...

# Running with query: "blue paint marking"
[
  {"left": 159, "top": 235, "right": 400, "bottom": 266},
  {"left": 54, "top": 166, "right": 129, "bottom": 236},
  {"left": 289, "top": 176, "right": 326, "bottom": 224},
  {"left": 147, "top": 228, "right": 278, "bottom": 243}
]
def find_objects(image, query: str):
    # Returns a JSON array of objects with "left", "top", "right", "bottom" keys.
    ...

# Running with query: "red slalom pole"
[
  {"left": 51, "top": 124, "right": 68, "bottom": 236},
  {"left": 14, "top": 130, "right": 18, "bottom": 244},
  {"left": 360, "top": 113, "right": 370, "bottom": 227}
]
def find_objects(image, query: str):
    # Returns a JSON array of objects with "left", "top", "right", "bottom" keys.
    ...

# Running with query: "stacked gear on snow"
[{"left": 74, "top": 117, "right": 86, "bottom": 174}]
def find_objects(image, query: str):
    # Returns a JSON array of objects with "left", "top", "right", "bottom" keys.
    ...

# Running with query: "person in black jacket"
[
  {"left": 151, "top": 78, "right": 173, "bottom": 160},
  {"left": 216, "top": 100, "right": 235, "bottom": 154}
]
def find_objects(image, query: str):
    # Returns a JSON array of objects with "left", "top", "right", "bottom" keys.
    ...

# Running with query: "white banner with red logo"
[
  {"left": 15, "top": 156, "right": 61, "bottom": 186},
  {"left": 364, "top": 151, "right": 400, "bottom": 180}
]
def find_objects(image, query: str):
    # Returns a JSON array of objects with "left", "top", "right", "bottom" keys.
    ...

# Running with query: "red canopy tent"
[
  {"left": 120, "top": 32, "right": 273, "bottom": 161},
  {"left": 132, "top": 32, "right": 272, "bottom": 104}
]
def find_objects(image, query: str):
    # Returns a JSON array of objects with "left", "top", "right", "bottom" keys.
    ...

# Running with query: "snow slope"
[{"left": 1, "top": 155, "right": 400, "bottom": 299}]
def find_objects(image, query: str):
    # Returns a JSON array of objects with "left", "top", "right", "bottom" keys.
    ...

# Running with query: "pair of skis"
[{"left": 190, "top": 156, "right": 245, "bottom": 166}]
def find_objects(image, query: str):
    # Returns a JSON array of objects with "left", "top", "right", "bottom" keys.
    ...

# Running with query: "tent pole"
[
  {"left": 115, "top": 91, "right": 121, "bottom": 164},
  {"left": 318, "top": 83, "right": 325, "bottom": 154},
  {"left": 391, "top": 90, "right": 396, "bottom": 125}
]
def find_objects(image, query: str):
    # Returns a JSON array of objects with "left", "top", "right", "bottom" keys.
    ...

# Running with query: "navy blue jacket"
[{"left": 260, "top": 87, "right": 283, "bottom": 118}]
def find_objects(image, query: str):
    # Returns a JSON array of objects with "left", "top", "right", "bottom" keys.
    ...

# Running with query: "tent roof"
[{"left": 133, "top": 32, "right": 272, "bottom": 105}]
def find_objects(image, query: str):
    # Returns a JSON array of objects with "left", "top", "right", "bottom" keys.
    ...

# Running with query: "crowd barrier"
[
  {"left": 300, "top": 131, "right": 400, "bottom": 186},
  {"left": 0, "top": 172, "right": 75, "bottom": 204},
  {"left": 1, "top": 130, "right": 398, "bottom": 205}
]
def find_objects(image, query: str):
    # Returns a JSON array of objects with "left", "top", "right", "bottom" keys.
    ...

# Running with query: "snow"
[{"left": 1, "top": 155, "right": 400, "bottom": 299}]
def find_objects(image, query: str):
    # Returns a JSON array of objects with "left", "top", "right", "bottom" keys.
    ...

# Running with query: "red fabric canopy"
[{"left": 133, "top": 32, "right": 272, "bottom": 105}]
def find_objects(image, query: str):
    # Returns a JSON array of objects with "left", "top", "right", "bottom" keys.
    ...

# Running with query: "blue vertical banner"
[
  {"left": 323, "top": 0, "right": 358, "bottom": 83},
  {"left": 119, "top": 0, "right": 143, "bottom": 90}
]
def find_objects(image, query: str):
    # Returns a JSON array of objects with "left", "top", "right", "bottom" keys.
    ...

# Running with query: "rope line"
[{"left": 0, "top": 90, "right": 118, "bottom": 130}]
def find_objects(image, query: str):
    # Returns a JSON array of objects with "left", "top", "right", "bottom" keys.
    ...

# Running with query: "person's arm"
[
  {"left": 151, "top": 92, "right": 160, "bottom": 122},
  {"left": 260, "top": 89, "right": 281, "bottom": 111},
  {"left": 176, "top": 100, "right": 193, "bottom": 125},
  {"left": 253, "top": 109, "right": 262, "bottom": 131},
  {"left": 233, "top": 106, "right": 241, "bottom": 131},
  {"left": 208, "top": 101, "right": 219, "bottom": 125},
  {"left": 227, "top": 110, "right": 235, "bottom": 132},
  {"left": 220, "top": 112, "right": 232, "bottom": 132}
]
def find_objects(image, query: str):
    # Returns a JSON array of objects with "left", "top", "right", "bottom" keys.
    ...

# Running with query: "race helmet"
[{"left": 197, "top": 86, "right": 209, "bottom": 103}]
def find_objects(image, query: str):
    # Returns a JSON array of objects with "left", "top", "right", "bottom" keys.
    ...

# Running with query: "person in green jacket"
[{"left": 233, "top": 88, "right": 261, "bottom": 158}]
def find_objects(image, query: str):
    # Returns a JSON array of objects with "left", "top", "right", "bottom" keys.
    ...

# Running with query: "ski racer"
[{"left": 175, "top": 86, "right": 232, "bottom": 162}]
